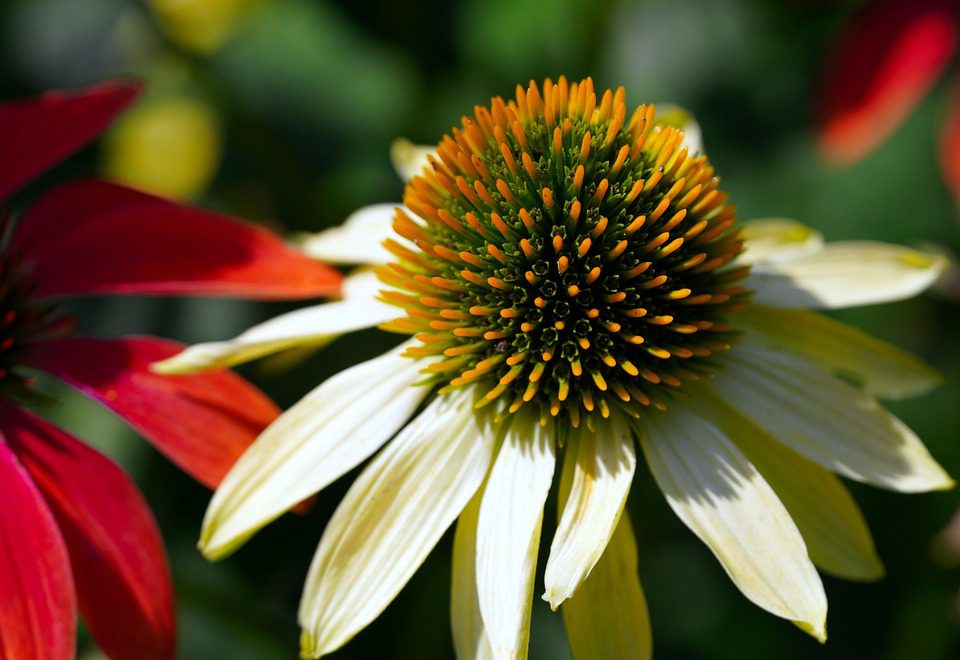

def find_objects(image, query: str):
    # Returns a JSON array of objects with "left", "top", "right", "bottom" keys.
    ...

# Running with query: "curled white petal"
[
  {"left": 691, "top": 385, "right": 883, "bottom": 581},
  {"left": 543, "top": 418, "right": 636, "bottom": 609},
  {"left": 299, "top": 204, "right": 399, "bottom": 265},
  {"left": 639, "top": 404, "right": 827, "bottom": 641},
  {"left": 152, "top": 270, "right": 397, "bottom": 374},
  {"left": 451, "top": 490, "right": 495, "bottom": 660},
  {"left": 199, "top": 341, "right": 428, "bottom": 559},
  {"left": 746, "top": 241, "right": 947, "bottom": 308},
  {"left": 299, "top": 387, "right": 496, "bottom": 657},
  {"left": 714, "top": 344, "right": 953, "bottom": 492},
  {"left": 740, "top": 305, "right": 941, "bottom": 399},
  {"left": 476, "top": 414, "right": 556, "bottom": 659},
  {"left": 736, "top": 218, "right": 824, "bottom": 266}
]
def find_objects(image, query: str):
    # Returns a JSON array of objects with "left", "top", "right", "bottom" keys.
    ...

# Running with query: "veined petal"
[
  {"left": 690, "top": 386, "right": 883, "bottom": 581},
  {"left": 200, "top": 341, "right": 428, "bottom": 559},
  {"left": 152, "top": 270, "right": 395, "bottom": 374},
  {"left": 0, "top": 435, "right": 75, "bottom": 660},
  {"left": 561, "top": 515, "right": 651, "bottom": 660},
  {"left": 639, "top": 405, "right": 827, "bottom": 641},
  {"left": 817, "top": 0, "right": 957, "bottom": 164},
  {"left": 476, "top": 413, "right": 557, "bottom": 660},
  {"left": 3, "top": 404, "right": 175, "bottom": 660},
  {"left": 30, "top": 336, "right": 279, "bottom": 491},
  {"left": 391, "top": 138, "right": 435, "bottom": 182},
  {"left": 736, "top": 218, "right": 824, "bottom": 266},
  {"left": 299, "top": 204, "right": 398, "bottom": 265},
  {"left": 299, "top": 387, "right": 496, "bottom": 657},
  {"left": 739, "top": 305, "right": 941, "bottom": 399},
  {"left": 714, "top": 344, "right": 953, "bottom": 492},
  {"left": 12, "top": 180, "right": 341, "bottom": 300},
  {"left": 0, "top": 81, "right": 140, "bottom": 203},
  {"left": 451, "top": 490, "right": 495, "bottom": 660},
  {"left": 543, "top": 418, "right": 636, "bottom": 609},
  {"left": 746, "top": 241, "right": 946, "bottom": 308}
]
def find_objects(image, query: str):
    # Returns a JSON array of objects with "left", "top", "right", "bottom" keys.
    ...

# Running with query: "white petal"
[
  {"left": 746, "top": 241, "right": 947, "bottom": 308},
  {"left": 153, "top": 270, "right": 396, "bottom": 374},
  {"left": 691, "top": 385, "right": 883, "bottom": 581},
  {"left": 451, "top": 490, "right": 495, "bottom": 660},
  {"left": 736, "top": 218, "right": 824, "bottom": 266},
  {"left": 740, "top": 305, "right": 942, "bottom": 399},
  {"left": 476, "top": 414, "right": 557, "bottom": 660},
  {"left": 714, "top": 344, "right": 954, "bottom": 492},
  {"left": 639, "top": 405, "right": 827, "bottom": 640},
  {"left": 299, "top": 387, "right": 497, "bottom": 657},
  {"left": 339, "top": 266, "right": 389, "bottom": 299},
  {"left": 199, "top": 341, "right": 428, "bottom": 559},
  {"left": 391, "top": 138, "right": 435, "bottom": 182},
  {"left": 299, "top": 204, "right": 398, "bottom": 264},
  {"left": 561, "top": 515, "right": 652, "bottom": 660},
  {"left": 543, "top": 418, "right": 636, "bottom": 609}
]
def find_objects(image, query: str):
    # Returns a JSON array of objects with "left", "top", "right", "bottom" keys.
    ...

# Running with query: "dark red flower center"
[{"left": 0, "top": 252, "right": 72, "bottom": 396}]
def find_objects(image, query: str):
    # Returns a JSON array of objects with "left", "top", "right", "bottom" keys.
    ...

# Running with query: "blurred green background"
[{"left": 2, "top": 0, "right": 959, "bottom": 657}]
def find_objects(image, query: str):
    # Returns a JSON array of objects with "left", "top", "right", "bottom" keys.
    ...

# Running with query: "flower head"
[
  {"left": 381, "top": 78, "right": 746, "bottom": 423},
  {"left": 160, "top": 77, "right": 953, "bottom": 659},
  {"left": 0, "top": 82, "right": 341, "bottom": 659}
]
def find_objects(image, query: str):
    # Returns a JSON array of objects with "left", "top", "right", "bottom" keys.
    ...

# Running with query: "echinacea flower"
[
  {"left": 817, "top": 0, "right": 960, "bottom": 198},
  {"left": 158, "top": 77, "right": 952, "bottom": 658},
  {"left": 0, "top": 82, "right": 341, "bottom": 659}
]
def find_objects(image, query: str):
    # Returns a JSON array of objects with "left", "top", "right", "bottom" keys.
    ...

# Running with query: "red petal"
[
  {"left": 2, "top": 404, "right": 175, "bottom": 660},
  {"left": 29, "top": 336, "right": 279, "bottom": 490},
  {"left": 817, "top": 0, "right": 958, "bottom": 164},
  {"left": 940, "top": 74, "right": 960, "bottom": 199},
  {"left": 11, "top": 179, "right": 342, "bottom": 300},
  {"left": 0, "top": 434, "right": 75, "bottom": 660},
  {"left": 0, "top": 81, "right": 140, "bottom": 204}
]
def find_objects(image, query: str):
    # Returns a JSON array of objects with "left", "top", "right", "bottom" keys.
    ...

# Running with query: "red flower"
[
  {"left": 0, "top": 82, "right": 342, "bottom": 659},
  {"left": 816, "top": 0, "right": 960, "bottom": 197}
]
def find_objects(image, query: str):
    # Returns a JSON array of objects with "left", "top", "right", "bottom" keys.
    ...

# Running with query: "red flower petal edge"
[
  {"left": 12, "top": 179, "right": 342, "bottom": 300},
  {"left": 2, "top": 403, "right": 175, "bottom": 660},
  {"left": 940, "top": 74, "right": 960, "bottom": 201},
  {"left": 0, "top": 437, "right": 76, "bottom": 660},
  {"left": 0, "top": 81, "right": 140, "bottom": 204},
  {"left": 28, "top": 336, "right": 280, "bottom": 490},
  {"left": 817, "top": 0, "right": 958, "bottom": 164}
]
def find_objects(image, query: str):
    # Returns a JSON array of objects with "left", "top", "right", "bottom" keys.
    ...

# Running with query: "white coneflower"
[{"left": 156, "top": 77, "right": 952, "bottom": 659}]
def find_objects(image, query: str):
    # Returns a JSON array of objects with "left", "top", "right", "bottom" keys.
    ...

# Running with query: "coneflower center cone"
[{"left": 378, "top": 78, "right": 749, "bottom": 427}]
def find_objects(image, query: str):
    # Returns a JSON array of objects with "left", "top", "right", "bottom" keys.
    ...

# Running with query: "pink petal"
[
  {"left": 2, "top": 404, "right": 175, "bottom": 660},
  {"left": 11, "top": 179, "right": 342, "bottom": 300},
  {"left": 0, "top": 81, "right": 140, "bottom": 204},
  {"left": 0, "top": 434, "right": 75, "bottom": 660},
  {"left": 817, "top": 0, "right": 958, "bottom": 164},
  {"left": 28, "top": 336, "right": 280, "bottom": 490},
  {"left": 940, "top": 74, "right": 960, "bottom": 200}
]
